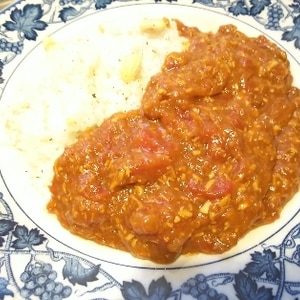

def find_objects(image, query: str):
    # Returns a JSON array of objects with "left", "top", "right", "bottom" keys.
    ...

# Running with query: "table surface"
[{"left": 0, "top": 0, "right": 13, "bottom": 10}]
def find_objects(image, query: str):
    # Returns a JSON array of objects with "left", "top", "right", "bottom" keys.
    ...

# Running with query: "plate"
[{"left": 0, "top": 0, "right": 300, "bottom": 299}]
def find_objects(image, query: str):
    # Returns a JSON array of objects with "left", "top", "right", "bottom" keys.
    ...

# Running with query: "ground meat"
[{"left": 47, "top": 20, "right": 300, "bottom": 264}]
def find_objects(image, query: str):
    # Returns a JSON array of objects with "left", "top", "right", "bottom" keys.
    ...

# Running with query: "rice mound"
[{"left": 0, "top": 18, "right": 186, "bottom": 191}]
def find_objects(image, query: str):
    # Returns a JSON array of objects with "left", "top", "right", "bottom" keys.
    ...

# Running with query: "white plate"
[{"left": 0, "top": 0, "right": 300, "bottom": 299}]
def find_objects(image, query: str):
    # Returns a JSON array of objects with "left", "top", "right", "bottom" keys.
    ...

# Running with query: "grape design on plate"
[
  {"left": 19, "top": 262, "right": 72, "bottom": 299},
  {"left": 265, "top": 4, "right": 285, "bottom": 30},
  {"left": 181, "top": 274, "right": 228, "bottom": 300},
  {"left": 0, "top": 38, "right": 24, "bottom": 55},
  {"left": 58, "top": 0, "right": 84, "bottom": 5}
]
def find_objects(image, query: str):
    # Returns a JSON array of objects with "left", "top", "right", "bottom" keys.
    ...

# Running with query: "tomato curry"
[{"left": 48, "top": 20, "right": 300, "bottom": 264}]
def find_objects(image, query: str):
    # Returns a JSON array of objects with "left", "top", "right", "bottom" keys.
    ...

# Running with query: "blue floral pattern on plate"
[
  {"left": 1, "top": 187, "right": 300, "bottom": 299},
  {"left": 0, "top": 0, "right": 300, "bottom": 299}
]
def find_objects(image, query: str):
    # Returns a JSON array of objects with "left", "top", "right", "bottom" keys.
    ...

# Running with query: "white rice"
[{"left": 0, "top": 18, "right": 186, "bottom": 193}]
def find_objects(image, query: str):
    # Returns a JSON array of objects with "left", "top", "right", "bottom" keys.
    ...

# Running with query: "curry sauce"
[{"left": 48, "top": 20, "right": 300, "bottom": 264}]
